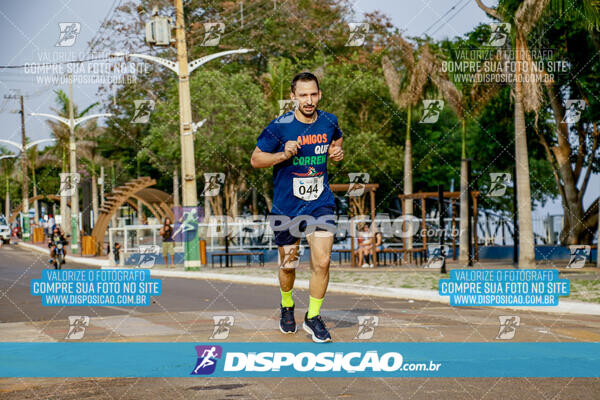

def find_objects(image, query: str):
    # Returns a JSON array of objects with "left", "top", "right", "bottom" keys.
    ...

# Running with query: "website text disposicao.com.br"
[
  {"left": 221, "top": 351, "right": 442, "bottom": 373},
  {"left": 452, "top": 294, "right": 557, "bottom": 305}
]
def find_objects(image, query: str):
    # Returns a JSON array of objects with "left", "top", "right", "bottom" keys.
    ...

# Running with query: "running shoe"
[
  {"left": 303, "top": 312, "right": 332, "bottom": 342},
  {"left": 279, "top": 305, "right": 297, "bottom": 334}
]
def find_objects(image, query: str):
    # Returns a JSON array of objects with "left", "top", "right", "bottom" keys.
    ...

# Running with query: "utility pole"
[
  {"left": 2, "top": 93, "right": 30, "bottom": 239},
  {"left": 19, "top": 95, "right": 29, "bottom": 239},
  {"left": 175, "top": 0, "right": 201, "bottom": 266},
  {"left": 112, "top": 2, "right": 252, "bottom": 268}
]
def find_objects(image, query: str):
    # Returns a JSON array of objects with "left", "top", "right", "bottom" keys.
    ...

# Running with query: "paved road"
[{"left": 1, "top": 244, "right": 599, "bottom": 399}]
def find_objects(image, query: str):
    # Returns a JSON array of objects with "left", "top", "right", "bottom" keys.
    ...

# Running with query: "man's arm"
[{"left": 250, "top": 141, "right": 300, "bottom": 169}]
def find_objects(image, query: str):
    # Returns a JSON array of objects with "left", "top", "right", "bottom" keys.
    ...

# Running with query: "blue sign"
[
  {"left": 1, "top": 343, "right": 599, "bottom": 378},
  {"left": 439, "top": 269, "right": 569, "bottom": 306}
]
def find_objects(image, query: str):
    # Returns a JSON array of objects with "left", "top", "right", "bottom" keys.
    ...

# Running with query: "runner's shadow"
[
  {"left": 322, "top": 309, "right": 381, "bottom": 328},
  {"left": 188, "top": 384, "right": 249, "bottom": 391}
]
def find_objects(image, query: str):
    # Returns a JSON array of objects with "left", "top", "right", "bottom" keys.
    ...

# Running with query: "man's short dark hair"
[{"left": 291, "top": 72, "right": 320, "bottom": 93}]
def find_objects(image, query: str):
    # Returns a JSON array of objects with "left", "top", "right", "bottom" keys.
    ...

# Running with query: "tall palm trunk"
[
  {"left": 110, "top": 162, "right": 117, "bottom": 228},
  {"left": 100, "top": 166, "right": 105, "bottom": 206},
  {"left": 514, "top": 35, "right": 535, "bottom": 267},
  {"left": 5, "top": 176, "right": 10, "bottom": 218},
  {"left": 32, "top": 168, "right": 38, "bottom": 223},
  {"left": 459, "top": 118, "right": 469, "bottom": 263},
  {"left": 136, "top": 158, "right": 144, "bottom": 225},
  {"left": 173, "top": 168, "right": 180, "bottom": 207},
  {"left": 60, "top": 147, "right": 70, "bottom": 234},
  {"left": 404, "top": 105, "right": 413, "bottom": 249},
  {"left": 91, "top": 172, "right": 98, "bottom": 227}
]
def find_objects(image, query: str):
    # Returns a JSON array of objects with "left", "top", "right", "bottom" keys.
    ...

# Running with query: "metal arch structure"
[
  {"left": 124, "top": 190, "right": 176, "bottom": 224},
  {"left": 8, "top": 194, "right": 68, "bottom": 224},
  {"left": 91, "top": 177, "right": 174, "bottom": 255},
  {"left": 135, "top": 187, "right": 175, "bottom": 222}
]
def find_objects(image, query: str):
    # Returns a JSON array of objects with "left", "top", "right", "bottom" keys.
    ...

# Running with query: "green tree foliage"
[{"left": 15, "top": 0, "right": 591, "bottom": 247}]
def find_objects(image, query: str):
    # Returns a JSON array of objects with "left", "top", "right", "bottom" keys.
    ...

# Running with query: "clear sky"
[
  {"left": 0, "top": 0, "right": 595, "bottom": 218},
  {"left": 354, "top": 0, "right": 494, "bottom": 40}
]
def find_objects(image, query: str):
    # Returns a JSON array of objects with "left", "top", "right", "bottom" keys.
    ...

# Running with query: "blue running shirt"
[{"left": 256, "top": 109, "right": 343, "bottom": 217}]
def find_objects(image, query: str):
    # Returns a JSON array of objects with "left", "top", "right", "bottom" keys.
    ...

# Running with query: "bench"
[
  {"left": 379, "top": 247, "right": 426, "bottom": 266},
  {"left": 332, "top": 247, "right": 426, "bottom": 267},
  {"left": 211, "top": 252, "right": 264, "bottom": 268},
  {"left": 332, "top": 249, "right": 353, "bottom": 265}
]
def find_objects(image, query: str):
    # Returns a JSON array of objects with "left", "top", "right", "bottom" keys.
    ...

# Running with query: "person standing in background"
[{"left": 160, "top": 217, "right": 175, "bottom": 268}]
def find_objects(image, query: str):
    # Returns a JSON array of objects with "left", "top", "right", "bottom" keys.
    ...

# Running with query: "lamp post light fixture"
[
  {"left": 0, "top": 139, "right": 56, "bottom": 236},
  {"left": 110, "top": 22, "right": 252, "bottom": 267},
  {"left": 0, "top": 153, "right": 18, "bottom": 219},
  {"left": 30, "top": 79, "right": 112, "bottom": 254}
]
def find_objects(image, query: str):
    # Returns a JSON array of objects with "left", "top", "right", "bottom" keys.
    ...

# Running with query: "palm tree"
[
  {"left": 440, "top": 38, "right": 504, "bottom": 265},
  {"left": 25, "top": 145, "right": 56, "bottom": 223},
  {"left": 45, "top": 90, "right": 97, "bottom": 233},
  {"left": 78, "top": 120, "right": 107, "bottom": 226},
  {"left": 0, "top": 152, "right": 17, "bottom": 217},
  {"left": 257, "top": 57, "right": 298, "bottom": 213},
  {"left": 474, "top": 0, "right": 551, "bottom": 267},
  {"left": 382, "top": 37, "right": 460, "bottom": 251}
]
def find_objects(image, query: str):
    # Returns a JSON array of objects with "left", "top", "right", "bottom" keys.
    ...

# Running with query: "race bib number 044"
[{"left": 293, "top": 176, "right": 324, "bottom": 201}]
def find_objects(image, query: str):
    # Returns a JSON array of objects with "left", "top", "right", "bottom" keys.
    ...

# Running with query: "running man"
[
  {"left": 251, "top": 72, "right": 343, "bottom": 342},
  {"left": 193, "top": 346, "right": 218, "bottom": 374}
]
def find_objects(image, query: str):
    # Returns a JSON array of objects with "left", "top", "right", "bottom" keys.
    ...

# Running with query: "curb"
[
  {"left": 101, "top": 266, "right": 600, "bottom": 316},
  {"left": 16, "top": 243, "right": 599, "bottom": 316},
  {"left": 17, "top": 241, "right": 112, "bottom": 267}
]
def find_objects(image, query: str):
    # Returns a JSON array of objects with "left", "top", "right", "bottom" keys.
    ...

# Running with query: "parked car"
[{"left": 0, "top": 216, "right": 10, "bottom": 244}]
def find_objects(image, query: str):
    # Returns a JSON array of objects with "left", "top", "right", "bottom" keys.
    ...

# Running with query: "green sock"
[
  {"left": 306, "top": 296, "right": 324, "bottom": 319},
  {"left": 281, "top": 289, "right": 294, "bottom": 307}
]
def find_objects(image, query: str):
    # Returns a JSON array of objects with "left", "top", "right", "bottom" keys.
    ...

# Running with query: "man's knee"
[
  {"left": 312, "top": 254, "right": 331, "bottom": 270},
  {"left": 280, "top": 267, "right": 295, "bottom": 275}
]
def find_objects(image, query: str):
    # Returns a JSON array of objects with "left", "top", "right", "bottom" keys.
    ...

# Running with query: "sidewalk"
[
  {"left": 16, "top": 240, "right": 112, "bottom": 267},
  {"left": 16, "top": 241, "right": 600, "bottom": 315}
]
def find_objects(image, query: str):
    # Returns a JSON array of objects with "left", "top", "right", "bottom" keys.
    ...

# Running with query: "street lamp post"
[
  {"left": 0, "top": 139, "right": 56, "bottom": 239},
  {"left": 110, "top": 8, "right": 252, "bottom": 268},
  {"left": 0, "top": 154, "right": 18, "bottom": 219},
  {"left": 30, "top": 75, "right": 112, "bottom": 253}
]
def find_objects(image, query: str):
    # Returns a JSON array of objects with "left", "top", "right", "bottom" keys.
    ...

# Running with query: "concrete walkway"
[{"left": 17, "top": 240, "right": 600, "bottom": 316}]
